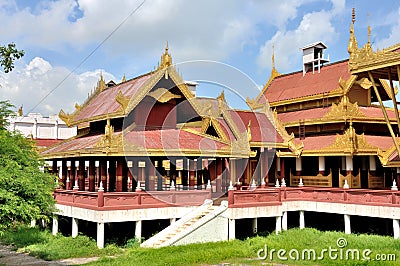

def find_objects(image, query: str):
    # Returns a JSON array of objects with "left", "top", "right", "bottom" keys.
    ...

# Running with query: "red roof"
[
  {"left": 42, "top": 129, "right": 229, "bottom": 155},
  {"left": 278, "top": 108, "right": 331, "bottom": 123},
  {"left": 359, "top": 106, "right": 396, "bottom": 119},
  {"left": 259, "top": 60, "right": 350, "bottom": 104},
  {"left": 73, "top": 73, "right": 152, "bottom": 122},
  {"left": 228, "top": 110, "right": 283, "bottom": 143},
  {"left": 298, "top": 135, "right": 394, "bottom": 151},
  {"left": 34, "top": 139, "right": 64, "bottom": 148},
  {"left": 124, "top": 129, "right": 229, "bottom": 151}
]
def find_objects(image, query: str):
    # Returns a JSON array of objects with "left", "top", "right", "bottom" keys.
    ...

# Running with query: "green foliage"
[
  {"left": 0, "top": 101, "right": 55, "bottom": 232},
  {"left": 0, "top": 43, "right": 24, "bottom": 73},
  {"left": 1, "top": 226, "right": 121, "bottom": 260},
  {"left": 0, "top": 100, "right": 14, "bottom": 130}
]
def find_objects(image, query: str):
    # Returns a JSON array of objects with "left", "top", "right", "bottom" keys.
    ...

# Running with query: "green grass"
[
  {"left": 0, "top": 226, "right": 121, "bottom": 261},
  {"left": 1, "top": 226, "right": 400, "bottom": 265}
]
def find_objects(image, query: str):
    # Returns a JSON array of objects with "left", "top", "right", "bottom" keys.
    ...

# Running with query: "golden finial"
[
  {"left": 271, "top": 44, "right": 275, "bottom": 70},
  {"left": 96, "top": 71, "right": 107, "bottom": 92},
  {"left": 348, "top": 8, "right": 358, "bottom": 55},
  {"left": 158, "top": 41, "right": 172, "bottom": 70},
  {"left": 17, "top": 105, "right": 23, "bottom": 116},
  {"left": 367, "top": 25, "right": 371, "bottom": 46},
  {"left": 121, "top": 74, "right": 126, "bottom": 83}
]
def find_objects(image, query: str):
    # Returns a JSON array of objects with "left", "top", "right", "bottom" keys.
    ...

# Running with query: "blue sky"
[{"left": 1, "top": 0, "right": 400, "bottom": 114}]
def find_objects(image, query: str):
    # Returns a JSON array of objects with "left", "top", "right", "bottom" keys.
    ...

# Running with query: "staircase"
[{"left": 141, "top": 199, "right": 228, "bottom": 248}]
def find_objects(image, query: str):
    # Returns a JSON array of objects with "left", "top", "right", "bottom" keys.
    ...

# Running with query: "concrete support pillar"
[
  {"left": 295, "top": 157, "right": 302, "bottom": 176},
  {"left": 299, "top": 210, "right": 305, "bottom": 229},
  {"left": 228, "top": 219, "right": 235, "bottom": 240},
  {"left": 275, "top": 216, "right": 282, "bottom": 235},
  {"left": 97, "top": 222, "right": 105, "bottom": 249},
  {"left": 318, "top": 156, "right": 325, "bottom": 175},
  {"left": 170, "top": 218, "right": 176, "bottom": 224},
  {"left": 346, "top": 156, "right": 353, "bottom": 175},
  {"left": 393, "top": 219, "right": 400, "bottom": 239},
  {"left": 344, "top": 214, "right": 351, "bottom": 234},
  {"left": 282, "top": 211, "right": 288, "bottom": 231},
  {"left": 252, "top": 218, "right": 258, "bottom": 234},
  {"left": 52, "top": 216, "right": 58, "bottom": 236},
  {"left": 72, "top": 218, "right": 78, "bottom": 238},
  {"left": 135, "top": 220, "right": 142, "bottom": 241}
]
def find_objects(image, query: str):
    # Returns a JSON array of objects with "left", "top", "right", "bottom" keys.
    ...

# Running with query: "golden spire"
[
  {"left": 158, "top": 41, "right": 172, "bottom": 70},
  {"left": 121, "top": 74, "right": 126, "bottom": 83},
  {"left": 348, "top": 7, "right": 358, "bottom": 55},
  {"left": 367, "top": 25, "right": 371, "bottom": 46},
  {"left": 96, "top": 71, "right": 107, "bottom": 92},
  {"left": 271, "top": 44, "right": 279, "bottom": 77}
]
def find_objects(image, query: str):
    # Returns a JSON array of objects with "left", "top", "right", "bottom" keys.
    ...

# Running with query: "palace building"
[{"left": 41, "top": 10, "right": 400, "bottom": 248}]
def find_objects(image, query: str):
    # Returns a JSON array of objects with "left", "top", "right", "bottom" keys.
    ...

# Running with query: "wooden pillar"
[
  {"left": 52, "top": 160, "right": 58, "bottom": 176},
  {"left": 89, "top": 160, "right": 95, "bottom": 192},
  {"left": 280, "top": 157, "right": 285, "bottom": 180},
  {"left": 148, "top": 160, "right": 156, "bottom": 191},
  {"left": 264, "top": 149, "right": 269, "bottom": 185},
  {"left": 197, "top": 158, "right": 203, "bottom": 189},
  {"left": 116, "top": 158, "right": 123, "bottom": 192},
  {"left": 156, "top": 159, "right": 163, "bottom": 191},
  {"left": 70, "top": 160, "right": 76, "bottom": 190},
  {"left": 216, "top": 158, "right": 222, "bottom": 192},
  {"left": 144, "top": 159, "right": 150, "bottom": 191},
  {"left": 189, "top": 159, "right": 196, "bottom": 189},
  {"left": 78, "top": 159, "right": 85, "bottom": 191},
  {"left": 62, "top": 160, "right": 67, "bottom": 189},
  {"left": 122, "top": 159, "right": 128, "bottom": 192},
  {"left": 100, "top": 159, "right": 108, "bottom": 192},
  {"left": 131, "top": 158, "right": 138, "bottom": 191},
  {"left": 109, "top": 160, "right": 116, "bottom": 192}
]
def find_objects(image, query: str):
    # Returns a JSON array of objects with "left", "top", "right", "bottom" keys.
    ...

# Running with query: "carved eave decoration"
[
  {"left": 95, "top": 118, "right": 123, "bottom": 155},
  {"left": 323, "top": 95, "right": 366, "bottom": 120},
  {"left": 115, "top": 90, "right": 130, "bottom": 114},
  {"left": 272, "top": 109, "right": 303, "bottom": 157},
  {"left": 321, "top": 123, "right": 377, "bottom": 155},
  {"left": 377, "top": 139, "right": 400, "bottom": 167},
  {"left": 380, "top": 79, "right": 398, "bottom": 100},
  {"left": 148, "top": 87, "right": 182, "bottom": 103}
]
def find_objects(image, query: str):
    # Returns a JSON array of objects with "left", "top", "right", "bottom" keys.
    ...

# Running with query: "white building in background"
[{"left": 7, "top": 112, "right": 77, "bottom": 148}]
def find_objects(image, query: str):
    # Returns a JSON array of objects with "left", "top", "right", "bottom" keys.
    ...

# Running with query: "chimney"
[{"left": 302, "top": 42, "right": 329, "bottom": 76}]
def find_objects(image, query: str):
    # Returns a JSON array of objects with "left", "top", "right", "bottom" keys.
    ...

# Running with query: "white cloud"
[
  {"left": 0, "top": 57, "right": 115, "bottom": 114},
  {"left": 256, "top": 2, "right": 344, "bottom": 72},
  {"left": 374, "top": 7, "right": 400, "bottom": 50}
]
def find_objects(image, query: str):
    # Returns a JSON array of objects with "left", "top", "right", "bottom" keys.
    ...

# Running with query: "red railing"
[
  {"left": 228, "top": 187, "right": 400, "bottom": 208},
  {"left": 54, "top": 189, "right": 212, "bottom": 211}
]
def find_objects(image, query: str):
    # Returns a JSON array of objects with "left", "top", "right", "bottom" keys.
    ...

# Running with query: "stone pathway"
[{"left": 0, "top": 245, "right": 99, "bottom": 266}]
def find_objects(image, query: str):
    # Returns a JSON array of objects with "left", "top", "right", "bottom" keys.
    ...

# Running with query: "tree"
[
  {"left": 0, "top": 101, "right": 55, "bottom": 233},
  {"left": 0, "top": 43, "right": 24, "bottom": 73}
]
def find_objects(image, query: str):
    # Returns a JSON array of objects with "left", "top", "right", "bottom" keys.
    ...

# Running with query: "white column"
[
  {"left": 318, "top": 156, "right": 325, "bottom": 172},
  {"left": 295, "top": 158, "right": 302, "bottom": 172},
  {"left": 393, "top": 219, "right": 400, "bottom": 239},
  {"left": 276, "top": 157, "right": 281, "bottom": 172},
  {"left": 369, "top": 156, "right": 376, "bottom": 171},
  {"left": 54, "top": 120, "right": 59, "bottom": 139},
  {"left": 252, "top": 218, "right": 258, "bottom": 234},
  {"left": 346, "top": 156, "right": 353, "bottom": 171},
  {"left": 282, "top": 211, "right": 288, "bottom": 231},
  {"left": 341, "top": 157, "right": 346, "bottom": 170},
  {"left": 275, "top": 216, "right": 282, "bottom": 235},
  {"left": 228, "top": 219, "right": 235, "bottom": 240},
  {"left": 33, "top": 118, "right": 37, "bottom": 139},
  {"left": 135, "top": 220, "right": 142, "bottom": 241},
  {"left": 52, "top": 216, "right": 58, "bottom": 236},
  {"left": 299, "top": 211, "right": 305, "bottom": 229},
  {"left": 30, "top": 220, "right": 36, "bottom": 227},
  {"left": 97, "top": 222, "right": 105, "bottom": 249},
  {"left": 72, "top": 218, "right": 78, "bottom": 238},
  {"left": 170, "top": 218, "right": 176, "bottom": 224},
  {"left": 344, "top": 214, "right": 351, "bottom": 234}
]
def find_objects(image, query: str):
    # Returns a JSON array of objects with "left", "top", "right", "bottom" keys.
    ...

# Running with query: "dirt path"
[{"left": 0, "top": 245, "right": 99, "bottom": 266}]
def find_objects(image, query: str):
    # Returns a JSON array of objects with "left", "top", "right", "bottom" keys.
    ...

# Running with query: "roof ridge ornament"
[{"left": 158, "top": 41, "right": 172, "bottom": 70}]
